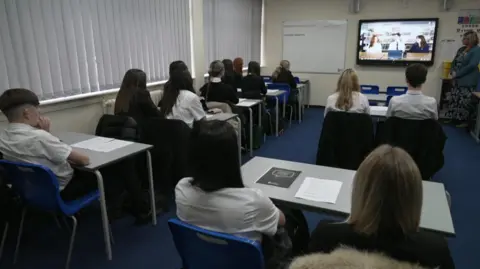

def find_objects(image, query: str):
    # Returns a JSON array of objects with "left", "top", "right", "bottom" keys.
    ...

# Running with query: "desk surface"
[
  {"left": 370, "top": 106, "right": 388, "bottom": 117},
  {"left": 206, "top": 113, "right": 238, "bottom": 121},
  {"left": 236, "top": 99, "right": 262, "bottom": 108},
  {"left": 56, "top": 132, "right": 152, "bottom": 171},
  {"left": 365, "top": 93, "right": 388, "bottom": 102},
  {"left": 266, "top": 90, "right": 286, "bottom": 96},
  {"left": 241, "top": 157, "right": 455, "bottom": 236}
]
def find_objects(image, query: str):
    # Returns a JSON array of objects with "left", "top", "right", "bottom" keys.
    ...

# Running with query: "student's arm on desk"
[{"left": 68, "top": 150, "right": 90, "bottom": 166}]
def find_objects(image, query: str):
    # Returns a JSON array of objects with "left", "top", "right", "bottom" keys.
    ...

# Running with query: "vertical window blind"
[
  {"left": 203, "top": 0, "right": 262, "bottom": 68},
  {"left": 0, "top": 0, "right": 191, "bottom": 101}
]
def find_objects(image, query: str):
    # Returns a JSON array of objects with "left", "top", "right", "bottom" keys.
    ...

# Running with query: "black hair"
[
  {"left": 115, "top": 69, "right": 147, "bottom": 114},
  {"left": 222, "top": 59, "right": 234, "bottom": 76},
  {"left": 248, "top": 61, "right": 261, "bottom": 76},
  {"left": 160, "top": 69, "right": 194, "bottom": 116},
  {"left": 0, "top": 88, "right": 40, "bottom": 120},
  {"left": 190, "top": 120, "right": 243, "bottom": 192},
  {"left": 169, "top": 60, "right": 189, "bottom": 75},
  {"left": 405, "top": 64, "right": 427, "bottom": 88}
]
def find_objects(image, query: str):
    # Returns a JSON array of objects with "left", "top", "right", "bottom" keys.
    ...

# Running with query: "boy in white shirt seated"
[
  {"left": 0, "top": 88, "right": 152, "bottom": 223},
  {"left": 386, "top": 64, "right": 438, "bottom": 120}
]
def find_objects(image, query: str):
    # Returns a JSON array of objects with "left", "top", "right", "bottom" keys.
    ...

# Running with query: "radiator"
[{"left": 102, "top": 90, "right": 163, "bottom": 115}]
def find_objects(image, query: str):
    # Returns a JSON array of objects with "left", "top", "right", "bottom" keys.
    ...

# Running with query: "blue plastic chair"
[
  {"left": 386, "top": 86, "right": 408, "bottom": 96},
  {"left": 360, "top": 85, "right": 380, "bottom": 94},
  {"left": 168, "top": 218, "right": 264, "bottom": 269},
  {"left": 0, "top": 160, "right": 99, "bottom": 269},
  {"left": 261, "top": 76, "right": 272, "bottom": 83},
  {"left": 294, "top": 76, "right": 301, "bottom": 84},
  {"left": 386, "top": 95, "right": 394, "bottom": 106}
]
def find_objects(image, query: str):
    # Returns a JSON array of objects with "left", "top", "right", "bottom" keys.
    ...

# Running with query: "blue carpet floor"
[{"left": 1, "top": 107, "right": 479, "bottom": 269}]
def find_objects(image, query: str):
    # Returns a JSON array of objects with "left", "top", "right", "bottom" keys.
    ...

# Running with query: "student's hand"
[{"left": 37, "top": 116, "right": 51, "bottom": 132}]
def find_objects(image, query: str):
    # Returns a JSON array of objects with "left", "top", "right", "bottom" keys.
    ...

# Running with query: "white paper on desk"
[
  {"left": 238, "top": 100, "right": 259, "bottom": 106},
  {"left": 295, "top": 177, "right": 343, "bottom": 204},
  {"left": 267, "top": 89, "right": 279, "bottom": 94},
  {"left": 369, "top": 106, "right": 388, "bottom": 116},
  {"left": 71, "top": 137, "right": 132, "bottom": 152}
]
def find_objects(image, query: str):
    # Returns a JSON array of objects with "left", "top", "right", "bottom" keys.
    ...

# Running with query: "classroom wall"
[
  {"left": 0, "top": 3, "right": 207, "bottom": 134},
  {"left": 263, "top": 0, "right": 479, "bottom": 106}
]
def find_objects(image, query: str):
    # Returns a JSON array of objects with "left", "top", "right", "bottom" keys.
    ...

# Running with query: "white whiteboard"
[{"left": 282, "top": 20, "right": 348, "bottom": 74}]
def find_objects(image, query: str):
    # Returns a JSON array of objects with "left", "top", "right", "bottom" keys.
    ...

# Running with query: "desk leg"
[
  {"left": 237, "top": 115, "right": 242, "bottom": 165},
  {"left": 275, "top": 97, "right": 279, "bottom": 137},
  {"left": 470, "top": 101, "right": 480, "bottom": 143},
  {"left": 298, "top": 88, "right": 302, "bottom": 123},
  {"left": 94, "top": 170, "right": 112, "bottom": 260},
  {"left": 283, "top": 94, "right": 286, "bottom": 118},
  {"left": 146, "top": 150, "right": 157, "bottom": 225},
  {"left": 248, "top": 108, "right": 253, "bottom": 157}
]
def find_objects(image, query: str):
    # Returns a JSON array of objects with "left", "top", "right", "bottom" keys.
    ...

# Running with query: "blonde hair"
[
  {"left": 464, "top": 31, "right": 479, "bottom": 47},
  {"left": 335, "top": 69, "right": 360, "bottom": 111},
  {"left": 349, "top": 145, "right": 423, "bottom": 237},
  {"left": 272, "top": 60, "right": 290, "bottom": 79}
]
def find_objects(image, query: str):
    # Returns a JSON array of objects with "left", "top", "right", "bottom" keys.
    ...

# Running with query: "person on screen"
[
  {"left": 409, "top": 35, "right": 430, "bottom": 53},
  {"left": 299, "top": 145, "right": 454, "bottom": 269},
  {"left": 365, "top": 34, "right": 382, "bottom": 53},
  {"left": 387, "top": 64, "right": 438, "bottom": 120},
  {"left": 324, "top": 69, "right": 370, "bottom": 117},
  {"left": 388, "top": 33, "right": 406, "bottom": 51}
]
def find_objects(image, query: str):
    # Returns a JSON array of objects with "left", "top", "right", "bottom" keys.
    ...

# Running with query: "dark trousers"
[{"left": 60, "top": 158, "right": 148, "bottom": 215}]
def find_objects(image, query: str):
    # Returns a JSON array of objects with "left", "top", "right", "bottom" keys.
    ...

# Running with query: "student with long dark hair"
[
  {"left": 241, "top": 61, "right": 267, "bottom": 99},
  {"left": 175, "top": 120, "right": 286, "bottom": 251},
  {"left": 162, "top": 60, "right": 195, "bottom": 97},
  {"left": 159, "top": 69, "right": 205, "bottom": 128},
  {"left": 114, "top": 69, "right": 161, "bottom": 123},
  {"left": 222, "top": 59, "right": 239, "bottom": 90}
]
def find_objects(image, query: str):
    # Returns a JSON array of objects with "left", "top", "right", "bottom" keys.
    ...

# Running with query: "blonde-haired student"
[
  {"left": 324, "top": 69, "right": 370, "bottom": 116},
  {"left": 307, "top": 145, "right": 454, "bottom": 269}
]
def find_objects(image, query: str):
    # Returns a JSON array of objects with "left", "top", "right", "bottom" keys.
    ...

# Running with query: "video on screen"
[{"left": 357, "top": 19, "right": 438, "bottom": 66}]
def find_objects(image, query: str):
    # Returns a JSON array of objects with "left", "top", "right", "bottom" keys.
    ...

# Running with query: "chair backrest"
[
  {"left": 294, "top": 76, "right": 300, "bottom": 84},
  {"left": 0, "top": 160, "right": 62, "bottom": 212},
  {"left": 267, "top": 83, "right": 290, "bottom": 104},
  {"left": 317, "top": 112, "right": 374, "bottom": 170},
  {"left": 261, "top": 76, "right": 272, "bottom": 82},
  {"left": 360, "top": 85, "right": 380, "bottom": 94},
  {"left": 386, "top": 86, "right": 408, "bottom": 96},
  {"left": 168, "top": 218, "right": 264, "bottom": 269},
  {"left": 386, "top": 95, "right": 393, "bottom": 106}
]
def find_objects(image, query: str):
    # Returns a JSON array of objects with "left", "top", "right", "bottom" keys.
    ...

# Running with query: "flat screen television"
[{"left": 356, "top": 18, "right": 439, "bottom": 66}]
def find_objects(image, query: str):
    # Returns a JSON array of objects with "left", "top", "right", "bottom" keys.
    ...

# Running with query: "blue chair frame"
[
  {"left": 386, "top": 86, "right": 408, "bottom": 96},
  {"left": 0, "top": 160, "right": 99, "bottom": 269},
  {"left": 360, "top": 85, "right": 380, "bottom": 95},
  {"left": 168, "top": 218, "right": 264, "bottom": 269}
]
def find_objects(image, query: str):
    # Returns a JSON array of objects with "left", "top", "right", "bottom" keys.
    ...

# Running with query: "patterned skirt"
[{"left": 445, "top": 85, "right": 477, "bottom": 122}]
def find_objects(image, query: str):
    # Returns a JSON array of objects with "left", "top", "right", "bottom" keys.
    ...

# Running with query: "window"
[
  {"left": 203, "top": 0, "right": 262, "bottom": 67},
  {"left": 0, "top": 0, "right": 191, "bottom": 101}
]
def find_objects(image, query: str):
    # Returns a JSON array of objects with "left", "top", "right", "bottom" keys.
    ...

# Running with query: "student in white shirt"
[
  {"left": 365, "top": 34, "right": 383, "bottom": 53},
  {"left": 0, "top": 88, "right": 153, "bottom": 223},
  {"left": 175, "top": 120, "right": 285, "bottom": 241},
  {"left": 159, "top": 68, "right": 206, "bottom": 128},
  {"left": 388, "top": 33, "right": 406, "bottom": 51},
  {"left": 325, "top": 69, "right": 370, "bottom": 117},
  {"left": 387, "top": 64, "right": 438, "bottom": 120}
]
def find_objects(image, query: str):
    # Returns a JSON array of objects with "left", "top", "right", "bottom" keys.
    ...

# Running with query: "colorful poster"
[{"left": 456, "top": 9, "right": 480, "bottom": 41}]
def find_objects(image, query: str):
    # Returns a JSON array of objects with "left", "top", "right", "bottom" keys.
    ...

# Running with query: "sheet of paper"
[
  {"left": 238, "top": 100, "right": 260, "bottom": 107},
  {"left": 369, "top": 106, "right": 388, "bottom": 117},
  {"left": 267, "top": 89, "right": 279, "bottom": 94},
  {"left": 71, "top": 137, "right": 133, "bottom": 152},
  {"left": 295, "top": 177, "right": 343, "bottom": 204},
  {"left": 239, "top": 98, "right": 247, "bottom": 102}
]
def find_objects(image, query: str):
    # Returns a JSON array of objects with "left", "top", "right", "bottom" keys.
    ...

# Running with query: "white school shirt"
[
  {"left": 175, "top": 177, "right": 280, "bottom": 241},
  {"left": 324, "top": 92, "right": 370, "bottom": 117},
  {"left": 165, "top": 90, "right": 206, "bottom": 128},
  {"left": 366, "top": 43, "right": 382, "bottom": 53},
  {"left": 386, "top": 90, "right": 438, "bottom": 120},
  {"left": 388, "top": 41, "right": 406, "bottom": 51},
  {"left": 0, "top": 123, "right": 74, "bottom": 188}
]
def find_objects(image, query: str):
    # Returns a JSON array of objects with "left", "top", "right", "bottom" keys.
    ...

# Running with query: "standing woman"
[
  {"left": 447, "top": 30, "right": 480, "bottom": 127},
  {"left": 114, "top": 69, "right": 162, "bottom": 124}
]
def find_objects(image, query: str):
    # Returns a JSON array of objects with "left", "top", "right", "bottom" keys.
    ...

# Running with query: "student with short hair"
[
  {"left": 159, "top": 68, "right": 205, "bottom": 128},
  {"left": 324, "top": 69, "right": 370, "bottom": 116},
  {"left": 114, "top": 69, "right": 162, "bottom": 124},
  {"left": 241, "top": 61, "right": 267, "bottom": 99},
  {"left": 386, "top": 64, "right": 438, "bottom": 120},
  {"left": 307, "top": 145, "right": 454, "bottom": 269},
  {"left": 0, "top": 89, "right": 151, "bottom": 223},
  {"left": 199, "top": 60, "right": 239, "bottom": 107}
]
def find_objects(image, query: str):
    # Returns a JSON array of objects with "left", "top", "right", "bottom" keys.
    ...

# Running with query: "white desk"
[
  {"left": 241, "top": 157, "right": 455, "bottom": 237},
  {"left": 56, "top": 132, "right": 157, "bottom": 260},
  {"left": 236, "top": 99, "right": 263, "bottom": 157},
  {"left": 206, "top": 113, "right": 242, "bottom": 163},
  {"left": 370, "top": 106, "right": 388, "bottom": 118},
  {"left": 266, "top": 90, "right": 286, "bottom": 137},
  {"left": 365, "top": 93, "right": 388, "bottom": 102}
]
